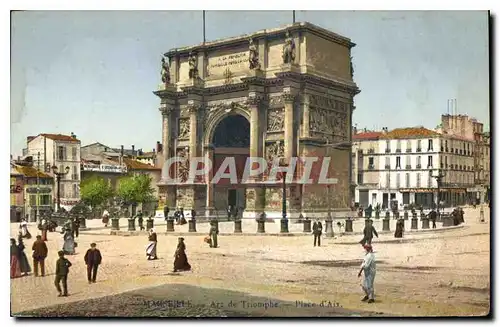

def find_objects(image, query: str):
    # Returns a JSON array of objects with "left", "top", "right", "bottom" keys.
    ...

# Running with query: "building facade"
[
  {"left": 154, "top": 22, "right": 360, "bottom": 218},
  {"left": 352, "top": 131, "right": 382, "bottom": 207},
  {"left": 26, "top": 133, "right": 81, "bottom": 211}
]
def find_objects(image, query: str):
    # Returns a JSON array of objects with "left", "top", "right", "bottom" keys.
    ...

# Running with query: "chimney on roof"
[
  {"left": 120, "top": 145, "right": 124, "bottom": 165},
  {"left": 353, "top": 126, "right": 357, "bottom": 135},
  {"left": 70, "top": 132, "right": 76, "bottom": 139},
  {"left": 156, "top": 141, "right": 163, "bottom": 154},
  {"left": 131, "top": 145, "right": 135, "bottom": 158},
  {"left": 382, "top": 127, "right": 388, "bottom": 134}
]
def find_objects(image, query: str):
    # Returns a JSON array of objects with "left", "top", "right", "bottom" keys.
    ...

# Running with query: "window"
[
  {"left": 405, "top": 156, "right": 410, "bottom": 169},
  {"left": 385, "top": 140, "right": 390, "bottom": 153},
  {"left": 72, "top": 147, "right": 77, "bottom": 160},
  {"left": 417, "top": 156, "right": 421, "bottom": 168},
  {"left": 440, "top": 140, "right": 444, "bottom": 152},
  {"left": 405, "top": 173, "right": 410, "bottom": 187},
  {"left": 73, "top": 184, "right": 79, "bottom": 198},
  {"left": 406, "top": 141, "right": 412, "bottom": 152},
  {"left": 29, "top": 194, "right": 37, "bottom": 206},
  {"left": 40, "top": 194, "right": 51, "bottom": 205},
  {"left": 445, "top": 140, "right": 448, "bottom": 151},
  {"left": 386, "top": 173, "right": 390, "bottom": 188},
  {"left": 396, "top": 156, "right": 401, "bottom": 169},
  {"left": 396, "top": 140, "right": 401, "bottom": 152},
  {"left": 417, "top": 140, "right": 422, "bottom": 151},
  {"left": 57, "top": 146, "right": 64, "bottom": 160},
  {"left": 428, "top": 172, "right": 432, "bottom": 187},
  {"left": 72, "top": 166, "right": 78, "bottom": 180},
  {"left": 428, "top": 139, "right": 434, "bottom": 151},
  {"left": 368, "top": 157, "right": 374, "bottom": 169},
  {"left": 396, "top": 173, "right": 401, "bottom": 188},
  {"left": 385, "top": 156, "right": 390, "bottom": 169},
  {"left": 427, "top": 156, "right": 433, "bottom": 168},
  {"left": 445, "top": 156, "right": 448, "bottom": 167},
  {"left": 416, "top": 173, "right": 421, "bottom": 187}
]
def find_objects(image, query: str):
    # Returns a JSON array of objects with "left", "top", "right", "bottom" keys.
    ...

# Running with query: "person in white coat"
[{"left": 358, "top": 244, "right": 376, "bottom": 303}]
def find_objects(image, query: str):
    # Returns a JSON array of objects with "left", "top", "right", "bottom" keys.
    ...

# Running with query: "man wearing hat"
[
  {"left": 84, "top": 243, "right": 102, "bottom": 284},
  {"left": 358, "top": 244, "right": 376, "bottom": 303}
]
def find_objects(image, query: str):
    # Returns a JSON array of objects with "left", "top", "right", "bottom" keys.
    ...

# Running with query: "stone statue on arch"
[
  {"left": 248, "top": 38, "right": 260, "bottom": 70},
  {"left": 282, "top": 30, "right": 296, "bottom": 64},
  {"left": 161, "top": 56, "right": 171, "bottom": 85}
]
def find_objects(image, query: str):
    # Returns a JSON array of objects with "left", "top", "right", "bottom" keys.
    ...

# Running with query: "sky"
[{"left": 10, "top": 10, "right": 490, "bottom": 156}]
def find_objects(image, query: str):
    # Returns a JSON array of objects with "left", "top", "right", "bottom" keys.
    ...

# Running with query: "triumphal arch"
[{"left": 154, "top": 22, "right": 360, "bottom": 219}]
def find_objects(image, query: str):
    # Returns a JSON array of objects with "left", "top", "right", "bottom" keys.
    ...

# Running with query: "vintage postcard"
[{"left": 10, "top": 10, "right": 490, "bottom": 318}]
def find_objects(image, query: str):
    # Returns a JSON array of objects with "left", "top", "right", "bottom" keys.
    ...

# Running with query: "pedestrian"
[
  {"left": 358, "top": 244, "right": 376, "bottom": 303},
  {"left": 32, "top": 235, "right": 48, "bottom": 277},
  {"left": 10, "top": 238, "right": 21, "bottom": 279},
  {"left": 70, "top": 218, "right": 77, "bottom": 239},
  {"left": 173, "top": 237, "right": 191, "bottom": 272},
  {"left": 394, "top": 218, "right": 404, "bottom": 238},
  {"left": 209, "top": 223, "right": 218, "bottom": 248},
  {"left": 102, "top": 209, "right": 110, "bottom": 227},
  {"left": 62, "top": 224, "right": 76, "bottom": 255},
  {"left": 40, "top": 217, "right": 48, "bottom": 241},
  {"left": 146, "top": 229, "right": 158, "bottom": 260},
  {"left": 179, "top": 208, "right": 187, "bottom": 225},
  {"left": 365, "top": 204, "right": 373, "bottom": 218},
  {"left": 74, "top": 218, "right": 80, "bottom": 238},
  {"left": 19, "top": 218, "right": 32, "bottom": 239},
  {"left": 359, "top": 219, "right": 378, "bottom": 246},
  {"left": 17, "top": 236, "right": 32, "bottom": 276},
  {"left": 312, "top": 218, "right": 323, "bottom": 247},
  {"left": 138, "top": 211, "right": 144, "bottom": 231},
  {"left": 55, "top": 250, "right": 72, "bottom": 297},
  {"left": 84, "top": 243, "right": 102, "bottom": 284},
  {"left": 428, "top": 209, "right": 437, "bottom": 229}
]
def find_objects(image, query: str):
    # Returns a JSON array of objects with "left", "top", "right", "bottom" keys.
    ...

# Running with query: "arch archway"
[{"left": 209, "top": 113, "right": 250, "bottom": 213}]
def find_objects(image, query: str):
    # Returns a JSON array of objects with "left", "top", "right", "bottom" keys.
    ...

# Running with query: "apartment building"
[{"left": 26, "top": 133, "right": 81, "bottom": 210}]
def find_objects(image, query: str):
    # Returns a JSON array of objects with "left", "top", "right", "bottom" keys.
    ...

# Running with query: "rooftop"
[
  {"left": 352, "top": 131, "right": 382, "bottom": 141},
  {"left": 39, "top": 133, "right": 80, "bottom": 143},
  {"left": 119, "top": 158, "right": 160, "bottom": 171},
  {"left": 13, "top": 165, "right": 52, "bottom": 178},
  {"left": 381, "top": 127, "right": 440, "bottom": 140}
]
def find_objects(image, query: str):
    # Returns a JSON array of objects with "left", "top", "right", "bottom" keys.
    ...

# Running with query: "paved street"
[{"left": 11, "top": 207, "right": 490, "bottom": 317}]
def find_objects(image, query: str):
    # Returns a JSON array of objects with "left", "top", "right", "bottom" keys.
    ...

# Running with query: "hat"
[
  {"left": 179, "top": 237, "right": 185, "bottom": 241},
  {"left": 90, "top": 242, "right": 97, "bottom": 247},
  {"left": 58, "top": 250, "right": 65, "bottom": 256}
]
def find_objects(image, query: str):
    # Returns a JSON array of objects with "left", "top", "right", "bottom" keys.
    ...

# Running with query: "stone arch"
[{"left": 203, "top": 107, "right": 251, "bottom": 148}]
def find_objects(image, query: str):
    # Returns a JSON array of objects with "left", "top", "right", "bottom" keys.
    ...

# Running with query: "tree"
[
  {"left": 80, "top": 176, "right": 114, "bottom": 209},
  {"left": 116, "top": 174, "right": 156, "bottom": 207}
]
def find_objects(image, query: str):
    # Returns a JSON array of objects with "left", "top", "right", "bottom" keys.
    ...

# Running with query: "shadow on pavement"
[{"left": 14, "top": 283, "right": 388, "bottom": 317}]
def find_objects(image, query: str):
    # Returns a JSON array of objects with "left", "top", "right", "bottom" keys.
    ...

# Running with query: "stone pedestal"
[
  {"left": 127, "top": 219, "right": 136, "bottom": 232},
  {"left": 403, "top": 211, "right": 409, "bottom": 220},
  {"left": 345, "top": 219, "right": 353, "bottom": 232},
  {"left": 443, "top": 216, "right": 453, "bottom": 227},
  {"left": 411, "top": 218, "right": 418, "bottom": 230},
  {"left": 382, "top": 218, "right": 390, "bottom": 231},
  {"left": 385, "top": 211, "right": 391, "bottom": 220},
  {"left": 78, "top": 217, "right": 87, "bottom": 229},
  {"left": 324, "top": 219, "right": 334, "bottom": 238},
  {"left": 166, "top": 219, "right": 175, "bottom": 232},
  {"left": 111, "top": 218, "right": 120, "bottom": 231},
  {"left": 421, "top": 217, "right": 430, "bottom": 229},
  {"left": 146, "top": 219, "right": 154, "bottom": 230},
  {"left": 234, "top": 220, "right": 242, "bottom": 233},
  {"left": 303, "top": 219, "right": 311, "bottom": 233},
  {"left": 257, "top": 213, "right": 266, "bottom": 233},
  {"left": 280, "top": 218, "right": 289, "bottom": 233},
  {"left": 188, "top": 219, "right": 197, "bottom": 232}
]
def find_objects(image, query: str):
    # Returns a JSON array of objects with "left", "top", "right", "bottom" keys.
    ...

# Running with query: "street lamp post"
[
  {"left": 432, "top": 169, "right": 446, "bottom": 218},
  {"left": 52, "top": 165, "right": 70, "bottom": 212},
  {"left": 279, "top": 161, "right": 289, "bottom": 233}
]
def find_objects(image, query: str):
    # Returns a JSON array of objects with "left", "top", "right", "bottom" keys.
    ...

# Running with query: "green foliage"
[
  {"left": 116, "top": 173, "right": 156, "bottom": 205},
  {"left": 80, "top": 176, "right": 114, "bottom": 208}
]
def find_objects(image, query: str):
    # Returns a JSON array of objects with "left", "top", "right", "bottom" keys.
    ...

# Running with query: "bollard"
[
  {"left": 234, "top": 219, "right": 242, "bottom": 233},
  {"left": 385, "top": 211, "right": 391, "bottom": 220},
  {"left": 127, "top": 218, "right": 136, "bottom": 232},
  {"left": 411, "top": 217, "right": 418, "bottom": 230},
  {"left": 280, "top": 218, "right": 289, "bottom": 233},
  {"left": 442, "top": 215, "right": 453, "bottom": 227},
  {"left": 146, "top": 218, "right": 154, "bottom": 230},
  {"left": 303, "top": 218, "right": 312, "bottom": 233},
  {"left": 257, "top": 213, "right": 266, "bottom": 233},
  {"left": 345, "top": 218, "right": 353, "bottom": 232},
  {"left": 188, "top": 219, "right": 197, "bottom": 232},
  {"left": 421, "top": 217, "right": 430, "bottom": 229},
  {"left": 412, "top": 212, "right": 418, "bottom": 221},
  {"left": 78, "top": 217, "right": 87, "bottom": 229},
  {"left": 403, "top": 210, "right": 409, "bottom": 220},
  {"left": 166, "top": 218, "right": 175, "bottom": 232},
  {"left": 324, "top": 218, "right": 334, "bottom": 238},
  {"left": 382, "top": 218, "right": 390, "bottom": 231},
  {"left": 111, "top": 218, "right": 120, "bottom": 231}
]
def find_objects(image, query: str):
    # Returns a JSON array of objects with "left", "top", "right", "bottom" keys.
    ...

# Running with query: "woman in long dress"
[
  {"left": 62, "top": 227, "right": 76, "bottom": 255},
  {"left": 10, "top": 238, "right": 21, "bottom": 279},
  {"left": 173, "top": 237, "right": 191, "bottom": 272},
  {"left": 17, "top": 236, "right": 32, "bottom": 276},
  {"left": 19, "top": 219, "right": 31, "bottom": 239},
  {"left": 394, "top": 219, "right": 404, "bottom": 238},
  {"left": 102, "top": 209, "right": 110, "bottom": 227},
  {"left": 146, "top": 229, "right": 158, "bottom": 260}
]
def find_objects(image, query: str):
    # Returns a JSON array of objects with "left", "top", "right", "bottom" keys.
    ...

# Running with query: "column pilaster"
[{"left": 282, "top": 89, "right": 296, "bottom": 160}]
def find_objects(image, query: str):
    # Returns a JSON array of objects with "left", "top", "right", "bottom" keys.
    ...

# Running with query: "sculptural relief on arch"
[{"left": 153, "top": 22, "right": 360, "bottom": 219}]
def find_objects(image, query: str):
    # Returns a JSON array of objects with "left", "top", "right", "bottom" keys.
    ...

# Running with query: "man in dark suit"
[
  {"left": 32, "top": 235, "right": 48, "bottom": 277},
  {"left": 428, "top": 209, "right": 437, "bottom": 229},
  {"left": 359, "top": 219, "right": 379, "bottom": 246},
  {"left": 163, "top": 206, "right": 169, "bottom": 222},
  {"left": 84, "top": 242, "right": 102, "bottom": 284},
  {"left": 312, "top": 218, "right": 323, "bottom": 247}
]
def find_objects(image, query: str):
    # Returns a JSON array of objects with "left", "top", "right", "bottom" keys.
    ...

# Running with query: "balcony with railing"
[
  {"left": 405, "top": 164, "right": 411, "bottom": 169},
  {"left": 385, "top": 148, "right": 391, "bottom": 153},
  {"left": 416, "top": 164, "right": 422, "bottom": 169},
  {"left": 367, "top": 164, "right": 375, "bottom": 170},
  {"left": 385, "top": 164, "right": 390, "bottom": 169},
  {"left": 367, "top": 148, "right": 375, "bottom": 154},
  {"left": 395, "top": 148, "right": 401, "bottom": 153},
  {"left": 416, "top": 148, "right": 422, "bottom": 152},
  {"left": 405, "top": 148, "right": 412, "bottom": 153}
]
